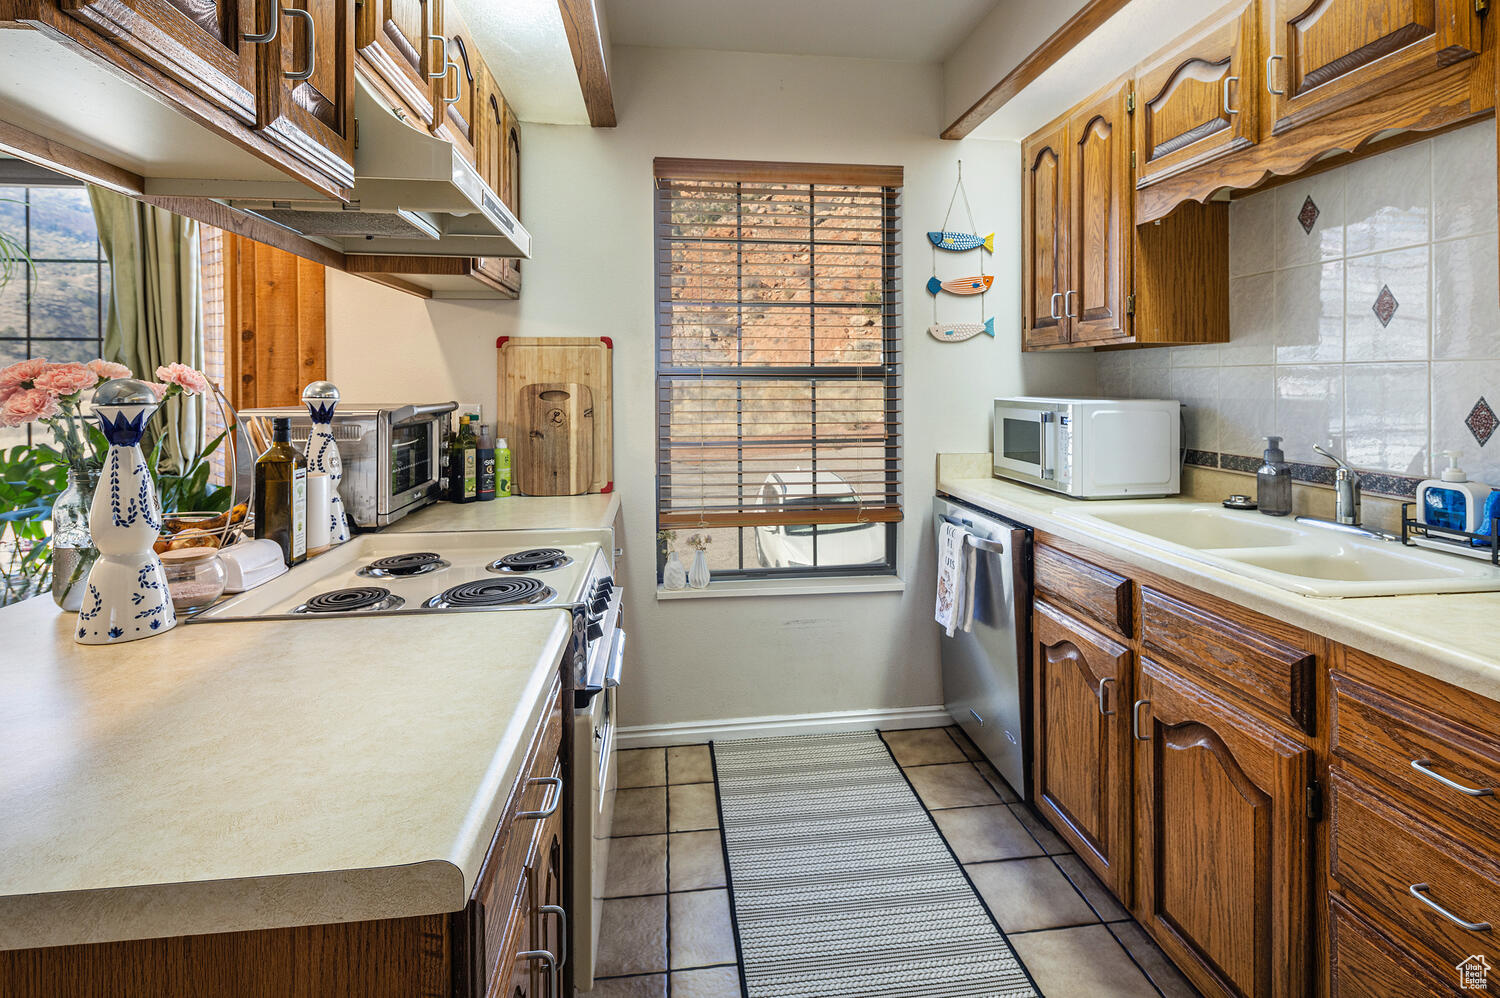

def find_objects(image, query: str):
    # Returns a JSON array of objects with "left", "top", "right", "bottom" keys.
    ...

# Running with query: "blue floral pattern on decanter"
[
  {"left": 302, "top": 381, "right": 350, "bottom": 544},
  {"left": 75, "top": 378, "right": 177, "bottom": 645}
]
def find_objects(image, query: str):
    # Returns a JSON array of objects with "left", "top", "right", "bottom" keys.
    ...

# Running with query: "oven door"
[
  {"left": 992, "top": 401, "right": 1066, "bottom": 491},
  {"left": 571, "top": 627, "right": 623, "bottom": 991},
  {"left": 381, "top": 415, "right": 443, "bottom": 520}
]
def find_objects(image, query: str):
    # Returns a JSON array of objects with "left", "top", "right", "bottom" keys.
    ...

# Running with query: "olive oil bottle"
[
  {"left": 254, "top": 417, "right": 307, "bottom": 565},
  {"left": 449, "top": 414, "right": 479, "bottom": 503}
]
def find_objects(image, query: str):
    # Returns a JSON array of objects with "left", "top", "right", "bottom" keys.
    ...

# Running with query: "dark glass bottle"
[
  {"left": 450, "top": 415, "right": 479, "bottom": 503},
  {"left": 254, "top": 417, "right": 307, "bottom": 565},
  {"left": 477, "top": 422, "right": 496, "bottom": 501}
]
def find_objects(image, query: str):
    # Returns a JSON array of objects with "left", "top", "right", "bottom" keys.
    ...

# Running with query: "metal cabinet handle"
[
  {"left": 426, "top": 33, "right": 447, "bottom": 79},
  {"left": 243, "top": 2, "right": 278, "bottom": 44},
  {"left": 1097, "top": 677, "right": 1116, "bottom": 717},
  {"left": 605, "top": 630, "right": 626, "bottom": 688},
  {"left": 1133, "top": 699, "right": 1151, "bottom": 741},
  {"left": 1222, "top": 75, "right": 1239, "bottom": 115},
  {"left": 517, "top": 949, "right": 558, "bottom": 997},
  {"left": 1409, "top": 883, "right": 1491, "bottom": 932},
  {"left": 1064, "top": 289, "right": 1078, "bottom": 318},
  {"left": 1266, "top": 55, "right": 1285, "bottom": 96},
  {"left": 1049, "top": 292, "right": 1062, "bottom": 320},
  {"left": 282, "top": 7, "right": 315, "bottom": 81},
  {"left": 1412, "top": 759, "right": 1495, "bottom": 797},
  {"left": 538, "top": 905, "right": 568, "bottom": 968},
  {"left": 517, "top": 776, "right": 563, "bottom": 820},
  {"left": 442, "top": 58, "right": 462, "bottom": 104}
]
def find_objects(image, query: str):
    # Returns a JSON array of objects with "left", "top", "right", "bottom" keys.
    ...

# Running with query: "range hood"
[{"left": 228, "top": 76, "right": 530, "bottom": 258}]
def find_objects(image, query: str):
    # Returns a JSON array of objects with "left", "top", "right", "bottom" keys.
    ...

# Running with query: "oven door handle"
[{"left": 605, "top": 630, "right": 626, "bottom": 689}]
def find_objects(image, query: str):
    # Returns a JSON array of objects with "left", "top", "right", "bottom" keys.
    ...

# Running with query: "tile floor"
[{"left": 586, "top": 728, "right": 1199, "bottom": 998}]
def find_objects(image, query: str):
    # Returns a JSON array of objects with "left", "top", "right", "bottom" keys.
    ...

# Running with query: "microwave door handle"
[{"left": 1039, "top": 411, "right": 1055, "bottom": 481}]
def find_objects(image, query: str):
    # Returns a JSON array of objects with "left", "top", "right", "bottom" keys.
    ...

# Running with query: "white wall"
[
  {"left": 328, "top": 45, "right": 1094, "bottom": 728},
  {"left": 940, "top": 0, "right": 1089, "bottom": 129}
]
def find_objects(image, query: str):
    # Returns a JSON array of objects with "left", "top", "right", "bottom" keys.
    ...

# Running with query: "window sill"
[{"left": 655, "top": 575, "right": 906, "bottom": 600}]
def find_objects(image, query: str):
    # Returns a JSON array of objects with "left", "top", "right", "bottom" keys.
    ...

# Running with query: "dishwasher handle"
[{"left": 939, "top": 512, "right": 1009, "bottom": 554}]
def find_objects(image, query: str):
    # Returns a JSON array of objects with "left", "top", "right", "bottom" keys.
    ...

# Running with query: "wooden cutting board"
[
  {"left": 515, "top": 383, "right": 594, "bottom": 496},
  {"left": 496, "top": 336, "right": 613, "bottom": 492}
]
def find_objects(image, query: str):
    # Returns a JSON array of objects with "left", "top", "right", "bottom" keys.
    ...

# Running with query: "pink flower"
[
  {"left": 87, "top": 359, "right": 132, "bottom": 381},
  {"left": 0, "top": 387, "right": 62, "bottom": 427},
  {"left": 155, "top": 363, "right": 210, "bottom": 396},
  {"left": 147, "top": 382, "right": 169, "bottom": 400},
  {"left": 0, "top": 358, "right": 48, "bottom": 391},
  {"left": 33, "top": 362, "right": 99, "bottom": 397}
]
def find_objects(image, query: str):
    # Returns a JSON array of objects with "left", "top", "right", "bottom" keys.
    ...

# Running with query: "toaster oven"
[
  {"left": 993, "top": 396, "right": 1182, "bottom": 499},
  {"left": 237, "top": 402, "right": 458, "bottom": 529}
]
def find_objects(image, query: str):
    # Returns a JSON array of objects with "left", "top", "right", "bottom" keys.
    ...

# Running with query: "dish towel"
[{"left": 935, "top": 522, "right": 976, "bottom": 636}]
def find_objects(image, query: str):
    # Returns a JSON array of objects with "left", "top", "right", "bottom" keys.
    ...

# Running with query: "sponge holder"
[{"left": 1400, "top": 502, "right": 1500, "bottom": 565}]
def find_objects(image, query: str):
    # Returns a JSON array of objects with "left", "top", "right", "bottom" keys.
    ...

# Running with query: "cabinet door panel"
[
  {"left": 61, "top": 0, "right": 258, "bottom": 123},
  {"left": 1137, "top": 657, "right": 1313, "bottom": 998},
  {"left": 1021, "top": 123, "right": 1069, "bottom": 349},
  {"left": 1066, "top": 86, "right": 1130, "bottom": 344},
  {"left": 357, "top": 0, "right": 437, "bottom": 127},
  {"left": 258, "top": 0, "right": 355, "bottom": 188},
  {"left": 1266, "top": 0, "right": 1481, "bottom": 134},
  {"left": 433, "top": 4, "right": 479, "bottom": 162},
  {"left": 1033, "top": 600, "right": 1131, "bottom": 895},
  {"left": 1135, "top": 0, "right": 1259, "bottom": 188}
]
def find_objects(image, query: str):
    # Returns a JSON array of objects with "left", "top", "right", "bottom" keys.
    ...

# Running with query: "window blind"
[{"left": 654, "top": 158, "right": 902, "bottom": 530}]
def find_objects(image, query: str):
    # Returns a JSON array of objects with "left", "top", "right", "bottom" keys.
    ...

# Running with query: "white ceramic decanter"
[
  {"left": 75, "top": 378, "right": 176, "bottom": 644},
  {"left": 301, "top": 380, "right": 349, "bottom": 544}
]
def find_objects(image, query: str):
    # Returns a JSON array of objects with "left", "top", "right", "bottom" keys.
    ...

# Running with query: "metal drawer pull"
[
  {"left": 1064, "top": 289, "right": 1079, "bottom": 318},
  {"left": 1097, "top": 676, "right": 1116, "bottom": 717},
  {"left": 426, "top": 33, "right": 448, "bottom": 78},
  {"left": 605, "top": 631, "right": 626, "bottom": 689},
  {"left": 1266, "top": 55, "right": 1285, "bottom": 95},
  {"left": 517, "top": 776, "right": 563, "bottom": 820},
  {"left": 282, "top": 7, "right": 315, "bottom": 81},
  {"left": 963, "top": 533, "right": 1007, "bottom": 555},
  {"left": 1222, "top": 75, "right": 1239, "bottom": 115},
  {"left": 243, "top": 4, "right": 278, "bottom": 44},
  {"left": 1049, "top": 292, "right": 1062, "bottom": 319},
  {"left": 538, "top": 904, "right": 568, "bottom": 968},
  {"left": 1411, "top": 759, "right": 1495, "bottom": 797},
  {"left": 1132, "top": 699, "right": 1151, "bottom": 741},
  {"left": 1409, "top": 884, "right": 1491, "bottom": 932},
  {"left": 442, "top": 58, "right": 462, "bottom": 104},
  {"left": 518, "top": 949, "right": 558, "bottom": 996}
]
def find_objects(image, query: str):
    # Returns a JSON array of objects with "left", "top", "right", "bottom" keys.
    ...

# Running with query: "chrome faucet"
[{"left": 1313, "top": 444, "right": 1362, "bottom": 526}]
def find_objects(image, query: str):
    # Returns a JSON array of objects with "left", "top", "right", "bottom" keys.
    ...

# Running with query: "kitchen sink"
[{"left": 1054, "top": 501, "right": 1500, "bottom": 598}]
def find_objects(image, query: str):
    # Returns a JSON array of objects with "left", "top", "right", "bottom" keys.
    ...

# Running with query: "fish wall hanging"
[{"left": 928, "top": 161, "right": 995, "bottom": 342}]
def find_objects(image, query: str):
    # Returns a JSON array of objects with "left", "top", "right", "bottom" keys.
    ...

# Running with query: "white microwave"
[{"left": 992, "top": 396, "right": 1182, "bottom": 498}]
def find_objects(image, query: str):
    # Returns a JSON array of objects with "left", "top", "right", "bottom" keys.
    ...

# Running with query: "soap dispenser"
[
  {"left": 1418, "top": 451, "right": 1489, "bottom": 534},
  {"left": 1257, "top": 436, "right": 1293, "bottom": 517}
]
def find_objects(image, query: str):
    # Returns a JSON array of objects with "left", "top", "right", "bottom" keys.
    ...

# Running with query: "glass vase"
[{"left": 52, "top": 467, "right": 100, "bottom": 611}]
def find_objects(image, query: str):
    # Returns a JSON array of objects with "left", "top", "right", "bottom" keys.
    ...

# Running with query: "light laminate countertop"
[
  {"left": 390, "top": 492, "right": 620, "bottom": 534},
  {"left": 937, "top": 458, "right": 1500, "bottom": 703},
  {"left": 0, "top": 595, "right": 572, "bottom": 951}
]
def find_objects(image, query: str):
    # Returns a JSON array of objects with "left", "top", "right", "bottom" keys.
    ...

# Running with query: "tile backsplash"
[{"left": 1098, "top": 118, "right": 1500, "bottom": 497}]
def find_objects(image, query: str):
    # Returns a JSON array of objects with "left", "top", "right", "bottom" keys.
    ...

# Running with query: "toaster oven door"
[
  {"left": 382, "top": 417, "right": 442, "bottom": 519},
  {"left": 992, "top": 402, "right": 1065, "bottom": 489}
]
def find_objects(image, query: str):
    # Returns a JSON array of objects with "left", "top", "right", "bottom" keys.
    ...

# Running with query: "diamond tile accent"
[
  {"left": 1372, "top": 284, "right": 1399, "bottom": 327},
  {"left": 1467, "top": 396, "right": 1498, "bottom": 446},
  {"left": 1297, "top": 195, "right": 1320, "bottom": 234}
]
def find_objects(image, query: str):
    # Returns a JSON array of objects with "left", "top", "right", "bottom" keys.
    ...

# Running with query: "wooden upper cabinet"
[
  {"left": 1033, "top": 601, "right": 1133, "bottom": 896},
  {"left": 59, "top": 0, "right": 260, "bottom": 125},
  {"left": 433, "top": 3, "right": 480, "bottom": 163},
  {"left": 357, "top": 0, "right": 438, "bottom": 128},
  {"left": 1066, "top": 86, "right": 1130, "bottom": 344},
  {"left": 1136, "top": 657, "right": 1314, "bottom": 998},
  {"left": 1135, "top": 0, "right": 1260, "bottom": 189},
  {"left": 1264, "top": 0, "right": 1483, "bottom": 135},
  {"left": 257, "top": 0, "right": 356, "bottom": 188},
  {"left": 1021, "top": 121, "right": 1069, "bottom": 350}
]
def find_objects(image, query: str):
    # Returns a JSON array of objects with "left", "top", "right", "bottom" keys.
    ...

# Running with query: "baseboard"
[{"left": 616, "top": 704, "right": 953, "bottom": 748}]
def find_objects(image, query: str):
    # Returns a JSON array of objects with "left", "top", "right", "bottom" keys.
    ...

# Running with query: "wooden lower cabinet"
[
  {"left": 1032, "top": 599, "right": 1133, "bottom": 896},
  {"left": 1329, "top": 896, "right": 1460, "bottom": 998},
  {"left": 1135, "top": 656, "right": 1314, "bottom": 998}
]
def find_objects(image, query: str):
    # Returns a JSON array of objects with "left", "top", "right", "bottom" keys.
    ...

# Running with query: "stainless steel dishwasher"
[{"left": 933, "top": 495, "right": 1033, "bottom": 797}]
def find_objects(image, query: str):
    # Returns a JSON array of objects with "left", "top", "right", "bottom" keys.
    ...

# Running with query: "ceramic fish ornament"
[
  {"left": 927, "top": 231, "right": 994, "bottom": 253},
  {"left": 928, "top": 318, "right": 995, "bottom": 342},
  {"left": 927, "top": 275, "right": 994, "bottom": 296}
]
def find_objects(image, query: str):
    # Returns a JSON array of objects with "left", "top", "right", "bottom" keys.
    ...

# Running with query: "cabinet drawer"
[
  {"left": 1140, "top": 587, "right": 1315, "bottom": 734},
  {"left": 1330, "top": 773, "right": 1500, "bottom": 975},
  {"left": 1330, "top": 896, "right": 1460, "bottom": 998},
  {"left": 1332, "top": 672, "right": 1500, "bottom": 848},
  {"left": 1034, "top": 544, "right": 1131, "bottom": 636}
]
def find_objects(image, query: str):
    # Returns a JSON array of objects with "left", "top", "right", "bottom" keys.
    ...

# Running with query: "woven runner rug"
[{"left": 713, "top": 731, "right": 1038, "bottom": 997}]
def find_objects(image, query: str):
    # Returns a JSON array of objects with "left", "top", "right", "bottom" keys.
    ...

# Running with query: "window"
[
  {"left": 198, "top": 225, "right": 229, "bottom": 483},
  {"left": 0, "top": 178, "right": 108, "bottom": 450},
  {"left": 654, "top": 158, "right": 902, "bottom": 580}
]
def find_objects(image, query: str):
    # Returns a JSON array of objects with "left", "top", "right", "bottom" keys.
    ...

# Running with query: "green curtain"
[{"left": 87, "top": 187, "right": 204, "bottom": 473}]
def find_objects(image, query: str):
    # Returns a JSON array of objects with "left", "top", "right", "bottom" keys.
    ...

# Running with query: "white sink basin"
[{"left": 1054, "top": 501, "right": 1500, "bottom": 598}]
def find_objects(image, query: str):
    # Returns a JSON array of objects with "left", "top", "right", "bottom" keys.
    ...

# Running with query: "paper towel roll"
[{"left": 307, "top": 472, "right": 332, "bottom": 555}]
